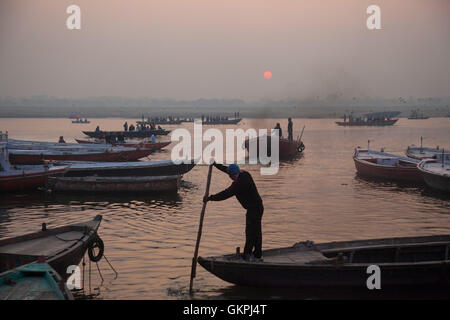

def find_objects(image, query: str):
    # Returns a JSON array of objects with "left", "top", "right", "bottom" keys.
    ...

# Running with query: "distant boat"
[
  {"left": 0, "top": 215, "right": 102, "bottom": 279},
  {"left": 72, "top": 118, "right": 90, "bottom": 124},
  {"left": 201, "top": 118, "right": 242, "bottom": 125},
  {"left": 418, "top": 154, "right": 450, "bottom": 192},
  {"left": 49, "top": 175, "right": 181, "bottom": 193},
  {"left": 336, "top": 111, "right": 400, "bottom": 126},
  {"left": 198, "top": 235, "right": 450, "bottom": 288},
  {"left": 353, "top": 147, "right": 422, "bottom": 182},
  {"left": 83, "top": 129, "right": 170, "bottom": 139},
  {"left": 0, "top": 262, "right": 74, "bottom": 300}
]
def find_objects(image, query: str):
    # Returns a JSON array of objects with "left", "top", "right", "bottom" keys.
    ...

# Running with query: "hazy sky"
[{"left": 0, "top": 0, "right": 449, "bottom": 100}]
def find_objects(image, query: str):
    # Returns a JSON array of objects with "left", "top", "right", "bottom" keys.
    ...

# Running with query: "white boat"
[
  {"left": 0, "top": 132, "right": 68, "bottom": 192},
  {"left": 406, "top": 146, "right": 444, "bottom": 160},
  {"left": 418, "top": 154, "right": 450, "bottom": 192}
]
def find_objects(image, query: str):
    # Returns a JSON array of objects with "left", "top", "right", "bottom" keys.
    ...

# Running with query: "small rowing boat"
[
  {"left": 353, "top": 148, "right": 422, "bottom": 182},
  {"left": 49, "top": 175, "right": 181, "bottom": 193},
  {"left": 61, "top": 159, "right": 197, "bottom": 177},
  {"left": 0, "top": 215, "right": 102, "bottom": 279},
  {"left": 198, "top": 234, "right": 450, "bottom": 288},
  {"left": 0, "top": 262, "right": 74, "bottom": 300},
  {"left": 418, "top": 154, "right": 450, "bottom": 192}
]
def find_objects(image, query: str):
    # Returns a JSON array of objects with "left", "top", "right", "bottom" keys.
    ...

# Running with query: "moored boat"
[
  {"left": 60, "top": 159, "right": 197, "bottom": 177},
  {"left": 353, "top": 148, "right": 422, "bottom": 182},
  {"left": 8, "top": 148, "right": 154, "bottom": 165},
  {"left": 0, "top": 262, "right": 74, "bottom": 300},
  {"left": 49, "top": 175, "right": 181, "bottom": 193},
  {"left": 406, "top": 146, "right": 443, "bottom": 160},
  {"left": 74, "top": 139, "right": 171, "bottom": 151},
  {"left": 0, "top": 215, "right": 102, "bottom": 279},
  {"left": 418, "top": 156, "right": 450, "bottom": 192},
  {"left": 198, "top": 235, "right": 450, "bottom": 288},
  {"left": 0, "top": 133, "right": 68, "bottom": 192}
]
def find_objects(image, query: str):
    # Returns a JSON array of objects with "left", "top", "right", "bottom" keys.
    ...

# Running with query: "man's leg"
[{"left": 253, "top": 207, "right": 264, "bottom": 258}]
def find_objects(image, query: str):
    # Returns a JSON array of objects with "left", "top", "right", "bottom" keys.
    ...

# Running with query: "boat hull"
[
  {"left": 0, "top": 167, "right": 67, "bottom": 192},
  {"left": 353, "top": 157, "right": 422, "bottom": 182},
  {"left": 9, "top": 149, "right": 153, "bottom": 165},
  {"left": 198, "top": 235, "right": 450, "bottom": 288},
  {"left": 63, "top": 160, "right": 197, "bottom": 177},
  {"left": 49, "top": 175, "right": 181, "bottom": 193},
  {"left": 245, "top": 137, "right": 304, "bottom": 159},
  {"left": 418, "top": 160, "right": 450, "bottom": 192},
  {"left": 75, "top": 139, "right": 170, "bottom": 151},
  {"left": 336, "top": 119, "right": 398, "bottom": 126},
  {"left": 0, "top": 215, "right": 102, "bottom": 280}
]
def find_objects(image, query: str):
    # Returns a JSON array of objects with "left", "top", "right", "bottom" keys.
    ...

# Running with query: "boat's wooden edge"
[
  {"left": 0, "top": 215, "right": 102, "bottom": 248},
  {"left": 199, "top": 234, "right": 450, "bottom": 266}
]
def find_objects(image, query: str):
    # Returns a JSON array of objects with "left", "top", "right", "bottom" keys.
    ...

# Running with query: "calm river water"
[{"left": 0, "top": 117, "right": 449, "bottom": 299}]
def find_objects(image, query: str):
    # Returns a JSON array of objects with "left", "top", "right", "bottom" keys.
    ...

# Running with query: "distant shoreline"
[{"left": 0, "top": 105, "right": 449, "bottom": 119}]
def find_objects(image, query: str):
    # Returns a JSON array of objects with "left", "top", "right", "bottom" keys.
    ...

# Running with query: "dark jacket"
[{"left": 209, "top": 164, "right": 263, "bottom": 210}]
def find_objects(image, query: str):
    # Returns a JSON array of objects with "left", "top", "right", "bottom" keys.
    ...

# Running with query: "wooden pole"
[{"left": 189, "top": 164, "right": 213, "bottom": 294}]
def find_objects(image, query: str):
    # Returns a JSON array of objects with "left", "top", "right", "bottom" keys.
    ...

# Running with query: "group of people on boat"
[{"left": 123, "top": 121, "right": 162, "bottom": 132}]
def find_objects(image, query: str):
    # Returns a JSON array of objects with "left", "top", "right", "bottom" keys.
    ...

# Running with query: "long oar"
[{"left": 189, "top": 164, "right": 213, "bottom": 294}]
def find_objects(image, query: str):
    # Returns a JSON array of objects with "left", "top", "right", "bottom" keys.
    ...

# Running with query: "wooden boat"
[
  {"left": 75, "top": 139, "right": 171, "bottom": 151},
  {"left": 408, "top": 109, "right": 429, "bottom": 120},
  {"left": 336, "top": 111, "right": 400, "bottom": 126},
  {"left": 49, "top": 175, "right": 181, "bottom": 193},
  {"left": 406, "top": 146, "right": 443, "bottom": 160},
  {"left": 0, "top": 135, "right": 68, "bottom": 192},
  {"left": 0, "top": 262, "right": 74, "bottom": 300},
  {"left": 353, "top": 148, "right": 422, "bottom": 182},
  {"left": 0, "top": 215, "right": 102, "bottom": 279},
  {"left": 245, "top": 136, "right": 305, "bottom": 159},
  {"left": 418, "top": 157, "right": 450, "bottom": 192},
  {"left": 8, "top": 148, "right": 154, "bottom": 165},
  {"left": 198, "top": 234, "right": 450, "bottom": 288},
  {"left": 61, "top": 159, "right": 197, "bottom": 177},
  {"left": 83, "top": 129, "right": 170, "bottom": 139}
]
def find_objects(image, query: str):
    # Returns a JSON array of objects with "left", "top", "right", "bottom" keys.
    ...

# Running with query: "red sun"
[{"left": 264, "top": 71, "right": 272, "bottom": 79}]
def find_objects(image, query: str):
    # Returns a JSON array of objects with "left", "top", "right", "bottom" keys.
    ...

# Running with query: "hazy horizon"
[{"left": 1, "top": 0, "right": 449, "bottom": 101}]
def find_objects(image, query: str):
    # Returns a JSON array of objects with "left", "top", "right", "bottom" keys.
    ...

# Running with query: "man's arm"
[
  {"left": 209, "top": 185, "right": 236, "bottom": 201},
  {"left": 213, "top": 162, "right": 229, "bottom": 174}
]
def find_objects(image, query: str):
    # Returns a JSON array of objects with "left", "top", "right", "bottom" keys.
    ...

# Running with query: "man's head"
[{"left": 227, "top": 164, "right": 241, "bottom": 181}]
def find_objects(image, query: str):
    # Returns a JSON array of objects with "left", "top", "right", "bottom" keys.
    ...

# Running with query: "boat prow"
[
  {"left": 0, "top": 215, "right": 102, "bottom": 279},
  {"left": 0, "top": 262, "right": 74, "bottom": 300}
]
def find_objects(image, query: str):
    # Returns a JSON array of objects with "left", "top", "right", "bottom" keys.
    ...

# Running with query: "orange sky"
[{"left": 0, "top": 0, "right": 449, "bottom": 100}]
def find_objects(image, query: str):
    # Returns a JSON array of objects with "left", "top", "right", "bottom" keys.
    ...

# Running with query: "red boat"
[
  {"left": 8, "top": 148, "right": 154, "bottom": 165},
  {"left": 0, "top": 133, "right": 68, "bottom": 192},
  {"left": 74, "top": 139, "right": 171, "bottom": 152},
  {"left": 353, "top": 148, "right": 422, "bottom": 182}
]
